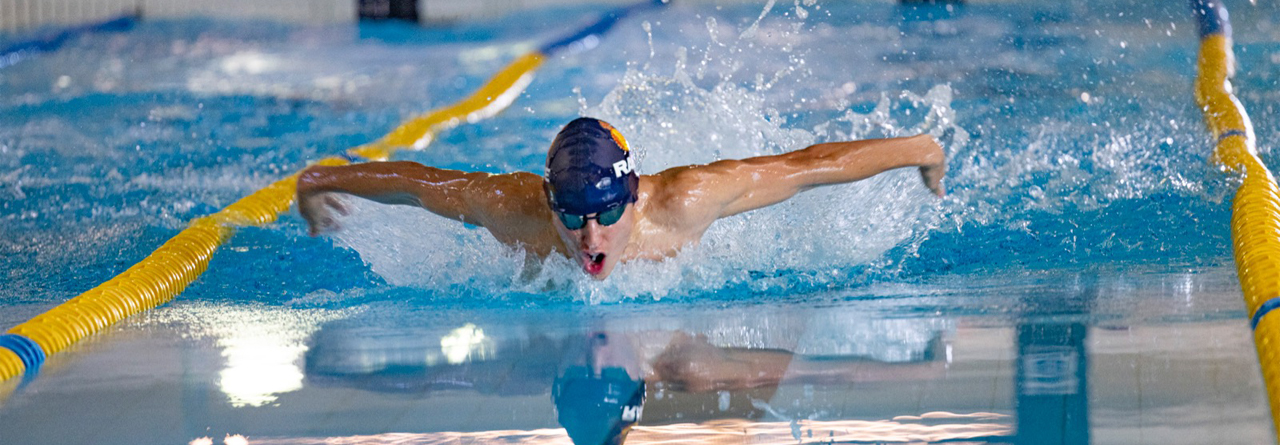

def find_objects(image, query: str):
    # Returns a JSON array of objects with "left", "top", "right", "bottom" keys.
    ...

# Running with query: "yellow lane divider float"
[
  {"left": 1191, "top": 0, "right": 1280, "bottom": 437},
  {"left": 0, "top": 0, "right": 667, "bottom": 383}
]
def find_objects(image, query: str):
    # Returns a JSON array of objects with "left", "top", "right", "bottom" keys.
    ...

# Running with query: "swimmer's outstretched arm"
[
  {"left": 653, "top": 134, "right": 945, "bottom": 223},
  {"left": 295, "top": 161, "right": 524, "bottom": 235},
  {"left": 649, "top": 331, "right": 944, "bottom": 392}
]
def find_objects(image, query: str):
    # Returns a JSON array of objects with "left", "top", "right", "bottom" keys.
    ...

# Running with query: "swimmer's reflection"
[
  {"left": 552, "top": 330, "right": 948, "bottom": 444},
  {"left": 303, "top": 324, "right": 947, "bottom": 444},
  {"left": 553, "top": 333, "right": 645, "bottom": 445}
]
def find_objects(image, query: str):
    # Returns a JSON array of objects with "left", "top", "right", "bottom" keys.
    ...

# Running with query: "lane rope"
[
  {"left": 0, "top": 15, "right": 136, "bottom": 69},
  {"left": 1190, "top": 0, "right": 1280, "bottom": 439}
]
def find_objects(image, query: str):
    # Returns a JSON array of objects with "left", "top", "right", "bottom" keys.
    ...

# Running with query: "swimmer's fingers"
[
  {"left": 313, "top": 216, "right": 342, "bottom": 236},
  {"left": 306, "top": 211, "right": 343, "bottom": 236},
  {"left": 324, "top": 194, "right": 350, "bottom": 216},
  {"left": 913, "top": 133, "right": 947, "bottom": 197},
  {"left": 300, "top": 193, "right": 345, "bottom": 236},
  {"left": 307, "top": 213, "right": 341, "bottom": 236},
  {"left": 303, "top": 208, "right": 333, "bottom": 237},
  {"left": 923, "top": 130, "right": 954, "bottom": 198},
  {"left": 920, "top": 162, "right": 946, "bottom": 197}
]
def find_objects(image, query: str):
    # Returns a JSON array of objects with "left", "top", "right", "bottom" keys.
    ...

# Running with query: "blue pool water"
[{"left": 1, "top": 0, "right": 1278, "bottom": 443}]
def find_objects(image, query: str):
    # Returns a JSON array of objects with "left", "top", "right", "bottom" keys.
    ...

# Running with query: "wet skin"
[{"left": 297, "top": 134, "right": 946, "bottom": 280}]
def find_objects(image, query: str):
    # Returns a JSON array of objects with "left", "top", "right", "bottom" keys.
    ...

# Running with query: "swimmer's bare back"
[{"left": 296, "top": 134, "right": 945, "bottom": 261}]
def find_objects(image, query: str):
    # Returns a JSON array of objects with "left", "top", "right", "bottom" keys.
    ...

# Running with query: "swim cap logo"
[
  {"left": 599, "top": 121, "right": 630, "bottom": 153},
  {"left": 621, "top": 405, "right": 643, "bottom": 422},
  {"left": 612, "top": 157, "right": 635, "bottom": 178}
]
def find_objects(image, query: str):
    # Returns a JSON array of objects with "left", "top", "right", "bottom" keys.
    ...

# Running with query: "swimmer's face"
[{"left": 551, "top": 203, "right": 635, "bottom": 280}]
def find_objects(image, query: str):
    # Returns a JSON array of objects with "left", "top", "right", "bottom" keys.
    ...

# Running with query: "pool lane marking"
[
  {"left": 349, "top": 0, "right": 667, "bottom": 162},
  {"left": 538, "top": 0, "right": 666, "bottom": 55},
  {"left": 347, "top": 52, "right": 546, "bottom": 161},
  {"left": 1193, "top": 3, "right": 1275, "bottom": 322},
  {"left": 0, "top": 0, "right": 667, "bottom": 383},
  {"left": 0, "top": 15, "right": 137, "bottom": 69}
]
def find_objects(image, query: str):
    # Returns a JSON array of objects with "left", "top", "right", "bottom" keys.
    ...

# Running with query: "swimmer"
[{"left": 296, "top": 117, "right": 946, "bottom": 279}]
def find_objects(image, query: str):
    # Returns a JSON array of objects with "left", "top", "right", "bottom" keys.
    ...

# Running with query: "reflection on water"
[
  {"left": 274, "top": 271, "right": 1260, "bottom": 444},
  {"left": 244, "top": 417, "right": 1014, "bottom": 444},
  {"left": 300, "top": 308, "right": 998, "bottom": 444},
  {"left": 191, "top": 304, "right": 345, "bottom": 408},
  {"left": 0, "top": 269, "right": 1269, "bottom": 444},
  {"left": 1017, "top": 322, "right": 1088, "bottom": 444}
]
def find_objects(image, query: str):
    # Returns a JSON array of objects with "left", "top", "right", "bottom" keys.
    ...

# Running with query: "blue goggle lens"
[{"left": 558, "top": 204, "right": 627, "bottom": 230}]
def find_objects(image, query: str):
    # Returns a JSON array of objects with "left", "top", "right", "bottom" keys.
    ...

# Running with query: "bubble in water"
[{"left": 794, "top": 0, "right": 809, "bottom": 20}]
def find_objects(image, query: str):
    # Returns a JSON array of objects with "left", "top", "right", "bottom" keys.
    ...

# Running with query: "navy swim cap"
[{"left": 545, "top": 117, "right": 639, "bottom": 215}]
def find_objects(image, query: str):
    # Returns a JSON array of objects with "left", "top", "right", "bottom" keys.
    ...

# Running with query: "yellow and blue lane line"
[
  {"left": 0, "top": 14, "right": 137, "bottom": 69},
  {"left": 0, "top": 0, "right": 668, "bottom": 383},
  {"left": 1191, "top": 0, "right": 1280, "bottom": 437}
]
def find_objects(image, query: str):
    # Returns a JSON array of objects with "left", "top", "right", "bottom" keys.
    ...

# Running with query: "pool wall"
[
  {"left": 0, "top": 0, "right": 354, "bottom": 31},
  {"left": 0, "top": 0, "right": 967, "bottom": 32},
  {"left": 1, "top": 0, "right": 665, "bottom": 31}
]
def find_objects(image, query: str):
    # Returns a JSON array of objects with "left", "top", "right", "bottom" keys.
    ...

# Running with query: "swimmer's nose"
[{"left": 579, "top": 220, "right": 605, "bottom": 247}]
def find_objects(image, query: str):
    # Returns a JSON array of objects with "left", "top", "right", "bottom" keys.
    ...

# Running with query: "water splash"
[
  {"left": 334, "top": 31, "right": 959, "bottom": 302},
  {"left": 251, "top": 2, "right": 1233, "bottom": 301}
]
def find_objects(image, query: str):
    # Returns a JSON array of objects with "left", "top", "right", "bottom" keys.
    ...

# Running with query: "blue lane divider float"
[
  {"left": 1252, "top": 298, "right": 1280, "bottom": 330},
  {"left": 0, "top": 334, "right": 46, "bottom": 372},
  {"left": 0, "top": 14, "right": 137, "bottom": 69},
  {"left": 1191, "top": 0, "right": 1230, "bottom": 37},
  {"left": 538, "top": 0, "right": 667, "bottom": 55}
]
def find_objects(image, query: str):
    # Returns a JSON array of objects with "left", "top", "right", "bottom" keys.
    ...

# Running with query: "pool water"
[{"left": 1, "top": 0, "right": 1278, "bottom": 443}]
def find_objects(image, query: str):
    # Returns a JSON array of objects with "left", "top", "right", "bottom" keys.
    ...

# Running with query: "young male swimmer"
[{"left": 296, "top": 117, "right": 946, "bottom": 280}]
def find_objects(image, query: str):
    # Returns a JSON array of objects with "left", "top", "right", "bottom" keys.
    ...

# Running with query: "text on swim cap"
[
  {"left": 612, "top": 157, "right": 635, "bottom": 178},
  {"left": 621, "top": 405, "right": 643, "bottom": 422}
]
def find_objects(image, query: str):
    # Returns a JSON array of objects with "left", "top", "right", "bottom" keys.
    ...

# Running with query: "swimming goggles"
[{"left": 556, "top": 203, "right": 627, "bottom": 230}]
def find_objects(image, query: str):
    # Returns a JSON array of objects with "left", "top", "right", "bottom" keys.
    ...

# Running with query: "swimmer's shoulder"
[
  {"left": 638, "top": 165, "right": 726, "bottom": 229},
  {"left": 471, "top": 171, "right": 559, "bottom": 250},
  {"left": 475, "top": 171, "right": 544, "bottom": 188},
  {"left": 643, "top": 161, "right": 745, "bottom": 202},
  {"left": 463, "top": 171, "right": 543, "bottom": 203},
  {"left": 469, "top": 171, "right": 553, "bottom": 218}
]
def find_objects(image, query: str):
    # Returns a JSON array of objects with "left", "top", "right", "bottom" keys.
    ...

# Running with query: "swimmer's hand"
[
  {"left": 920, "top": 160, "right": 946, "bottom": 197},
  {"left": 298, "top": 191, "right": 349, "bottom": 236},
  {"left": 296, "top": 169, "right": 350, "bottom": 236},
  {"left": 919, "top": 132, "right": 948, "bottom": 197}
]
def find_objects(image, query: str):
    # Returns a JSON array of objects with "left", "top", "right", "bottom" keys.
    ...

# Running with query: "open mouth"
[{"left": 583, "top": 252, "right": 606, "bottom": 275}]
